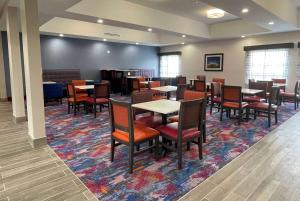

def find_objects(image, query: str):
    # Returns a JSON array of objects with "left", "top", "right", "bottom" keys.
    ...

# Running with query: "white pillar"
[
  {"left": 0, "top": 33, "right": 7, "bottom": 101},
  {"left": 20, "top": 0, "right": 46, "bottom": 147},
  {"left": 6, "top": 7, "right": 26, "bottom": 123}
]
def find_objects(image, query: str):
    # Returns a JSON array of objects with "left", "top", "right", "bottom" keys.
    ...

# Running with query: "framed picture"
[{"left": 204, "top": 53, "right": 224, "bottom": 71}]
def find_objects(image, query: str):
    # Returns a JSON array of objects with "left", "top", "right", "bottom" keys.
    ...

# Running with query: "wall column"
[
  {"left": 20, "top": 0, "right": 46, "bottom": 148},
  {"left": 0, "top": 33, "right": 7, "bottom": 101},
  {"left": 6, "top": 7, "right": 26, "bottom": 123}
]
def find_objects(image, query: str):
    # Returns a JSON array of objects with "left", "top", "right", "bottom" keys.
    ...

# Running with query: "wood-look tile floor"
[
  {"left": 0, "top": 102, "right": 98, "bottom": 201},
  {"left": 1, "top": 101, "right": 300, "bottom": 201}
]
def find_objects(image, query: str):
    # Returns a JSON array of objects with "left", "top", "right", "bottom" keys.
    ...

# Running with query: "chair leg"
[
  {"left": 67, "top": 102, "right": 70, "bottom": 114},
  {"left": 155, "top": 137, "right": 159, "bottom": 161},
  {"left": 149, "top": 140, "right": 153, "bottom": 153},
  {"left": 129, "top": 145, "right": 134, "bottom": 174},
  {"left": 203, "top": 124, "right": 206, "bottom": 143},
  {"left": 246, "top": 108, "right": 249, "bottom": 121},
  {"left": 254, "top": 110, "right": 257, "bottom": 120},
  {"left": 220, "top": 107, "right": 223, "bottom": 121},
  {"left": 111, "top": 139, "right": 115, "bottom": 162},
  {"left": 268, "top": 112, "right": 271, "bottom": 127},
  {"left": 198, "top": 137, "right": 203, "bottom": 160},
  {"left": 295, "top": 98, "right": 297, "bottom": 110},
  {"left": 238, "top": 109, "right": 242, "bottom": 125},
  {"left": 187, "top": 142, "right": 190, "bottom": 151},
  {"left": 74, "top": 103, "right": 77, "bottom": 116},
  {"left": 275, "top": 111, "right": 278, "bottom": 124},
  {"left": 94, "top": 104, "right": 97, "bottom": 118},
  {"left": 177, "top": 143, "right": 182, "bottom": 170},
  {"left": 210, "top": 102, "right": 213, "bottom": 114},
  {"left": 136, "top": 144, "right": 140, "bottom": 151}
]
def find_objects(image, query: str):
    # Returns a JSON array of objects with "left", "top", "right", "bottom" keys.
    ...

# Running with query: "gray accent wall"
[{"left": 1, "top": 32, "right": 159, "bottom": 97}]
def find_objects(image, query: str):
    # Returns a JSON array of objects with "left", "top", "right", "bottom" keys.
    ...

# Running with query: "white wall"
[{"left": 160, "top": 31, "right": 300, "bottom": 92}]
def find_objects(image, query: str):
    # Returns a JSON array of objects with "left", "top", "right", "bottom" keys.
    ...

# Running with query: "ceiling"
[{"left": 1, "top": 0, "right": 300, "bottom": 46}]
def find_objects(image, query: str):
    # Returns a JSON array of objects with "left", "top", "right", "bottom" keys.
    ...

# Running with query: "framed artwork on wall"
[{"left": 204, "top": 53, "right": 224, "bottom": 71}]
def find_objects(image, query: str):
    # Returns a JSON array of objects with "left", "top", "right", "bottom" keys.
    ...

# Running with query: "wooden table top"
[
  {"left": 132, "top": 99, "right": 180, "bottom": 114},
  {"left": 75, "top": 85, "right": 94, "bottom": 90},
  {"left": 242, "top": 88, "right": 263, "bottom": 95}
]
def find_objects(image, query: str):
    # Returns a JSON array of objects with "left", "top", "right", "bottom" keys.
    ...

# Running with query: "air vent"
[{"left": 104, "top": 33, "right": 121, "bottom": 37}]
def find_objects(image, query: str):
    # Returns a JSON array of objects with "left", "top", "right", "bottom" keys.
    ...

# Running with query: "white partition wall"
[
  {"left": 0, "top": 33, "right": 7, "bottom": 101},
  {"left": 20, "top": 0, "right": 47, "bottom": 147},
  {"left": 6, "top": 6, "right": 26, "bottom": 123}
]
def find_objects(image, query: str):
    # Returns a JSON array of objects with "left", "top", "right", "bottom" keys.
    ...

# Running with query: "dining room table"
[
  {"left": 75, "top": 85, "right": 94, "bottom": 90},
  {"left": 241, "top": 88, "right": 263, "bottom": 95},
  {"left": 151, "top": 85, "right": 177, "bottom": 99},
  {"left": 132, "top": 99, "right": 180, "bottom": 124}
]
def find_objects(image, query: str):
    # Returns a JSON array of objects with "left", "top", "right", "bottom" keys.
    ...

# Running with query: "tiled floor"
[
  {"left": 0, "top": 102, "right": 98, "bottom": 201},
  {"left": 1, "top": 100, "right": 300, "bottom": 201}
]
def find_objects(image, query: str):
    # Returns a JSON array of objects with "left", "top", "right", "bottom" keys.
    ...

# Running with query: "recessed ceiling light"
[
  {"left": 182, "top": 34, "right": 186, "bottom": 38},
  {"left": 103, "top": 39, "right": 107, "bottom": 41},
  {"left": 148, "top": 28, "right": 152, "bottom": 32},
  {"left": 268, "top": 21, "right": 274, "bottom": 25},
  {"left": 242, "top": 8, "right": 249, "bottom": 13},
  {"left": 59, "top": 33, "right": 64, "bottom": 37},
  {"left": 241, "top": 35, "right": 246, "bottom": 38},
  {"left": 97, "top": 19, "right": 103, "bottom": 23},
  {"left": 181, "top": 42, "right": 185, "bottom": 45},
  {"left": 207, "top": 9, "right": 225, "bottom": 19},
  {"left": 107, "top": 50, "right": 111, "bottom": 54},
  {"left": 135, "top": 42, "right": 139, "bottom": 45}
]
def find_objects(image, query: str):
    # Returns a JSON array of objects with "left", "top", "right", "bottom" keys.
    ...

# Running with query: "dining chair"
[
  {"left": 170, "top": 90, "right": 207, "bottom": 143},
  {"left": 257, "top": 80, "right": 273, "bottom": 97},
  {"left": 194, "top": 80, "right": 206, "bottom": 92},
  {"left": 131, "top": 90, "right": 162, "bottom": 128},
  {"left": 196, "top": 75, "right": 206, "bottom": 82},
  {"left": 176, "top": 76, "right": 187, "bottom": 85},
  {"left": 149, "top": 81, "right": 167, "bottom": 100},
  {"left": 176, "top": 84, "right": 187, "bottom": 101},
  {"left": 280, "top": 81, "right": 299, "bottom": 110},
  {"left": 66, "top": 83, "right": 88, "bottom": 116},
  {"left": 131, "top": 78, "right": 142, "bottom": 92},
  {"left": 220, "top": 85, "right": 249, "bottom": 125},
  {"left": 157, "top": 99, "right": 205, "bottom": 169},
  {"left": 120, "top": 77, "right": 127, "bottom": 96},
  {"left": 109, "top": 99, "right": 160, "bottom": 174},
  {"left": 248, "top": 86, "right": 280, "bottom": 127},
  {"left": 272, "top": 78, "right": 286, "bottom": 92},
  {"left": 86, "top": 83, "right": 110, "bottom": 118},
  {"left": 212, "top": 78, "right": 225, "bottom": 85},
  {"left": 243, "top": 82, "right": 267, "bottom": 103},
  {"left": 210, "top": 82, "right": 222, "bottom": 114}
]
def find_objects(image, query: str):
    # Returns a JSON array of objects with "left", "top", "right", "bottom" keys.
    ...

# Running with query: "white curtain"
[{"left": 245, "top": 48, "right": 290, "bottom": 84}]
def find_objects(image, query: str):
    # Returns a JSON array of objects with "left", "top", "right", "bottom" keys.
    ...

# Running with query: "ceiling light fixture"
[
  {"left": 136, "top": 42, "right": 139, "bottom": 45},
  {"left": 59, "top": 33, "right": 64, "bottom": 37},
  {"left": 242, "top": 8, "right": 249, "bottom": 13},
  {"left": 207, "top": 9, "right": 225, "bottom": 19},
  {"left": 182, "top": 34, "right": 186, "bottom": 38},
  {"left": 241, "top": 35, "right": 246, "bottom": 38},
  {"left": 97, "top": 19, "right": 103, "bottom": 23},
  {"left": 181, "top": 42, "right": 185, "bottom": 45},
  {"left": 268, "top": 21, "right": 274, "bottom": 25},
  {"left": 107, "top": 50, "right": 111, "bottom": 54},
  {"left": 103, "top": 38, "right": 107, "bottom": 41},
  {"left": 147, "top": 28, "right": 153, "bottom": 32}
]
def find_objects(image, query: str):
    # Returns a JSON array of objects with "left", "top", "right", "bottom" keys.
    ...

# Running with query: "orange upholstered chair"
[
  {"left": 194, "top": 80, "right": 206, "bottom": 92},
  {"left": 248, "top": 86, "right": 280, "bottom": 127},
  {"left": 220, "top": 85, "right": 249, "bottom": 125},
  {"left": 212, "top": 78, "right": 225, "bottom": 85},
  {"left": 148, "top": 81, "right": 167, "bottom": 100},
  {"left": 176, "top": 76, "right": 187, "bottom": 85},
  {"left": 66, "top": 83, "right": 88, "bottom": 115},
  {"left": 86, "top": 83, "right": 110, "bottom": 118},
  {"left": 176, "top": 84, "right": 187, "bottom": 101},
  {"left": 280, "top": 81, "right": 299, "bottom": 110},
  {"left": 196, "top": 75, "right": 206, "bottom": 82},
  {"left": 132, "top": 90, "right": 163, "bottom": 128},
  {"left": 157, "top": 99, "right": 205, "bottom": 169},
  {"left": 109, "top": 99, "right": 159, "bottom": 173},
  {"left": 210, "top": 82, "right": 222, "bottom": 114}
]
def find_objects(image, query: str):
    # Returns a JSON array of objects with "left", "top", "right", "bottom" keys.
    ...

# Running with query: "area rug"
[{"left": 45, "top": 97, "right": 299, "bottom": 201}]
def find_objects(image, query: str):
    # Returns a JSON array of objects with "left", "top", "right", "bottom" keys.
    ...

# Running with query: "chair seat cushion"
[
  {"left": 112, "top": 124, "right": 159, "bottom": 143},
  {"left": 157, "top": 122, "right": 200, "bottom": 141},
  {"left": 68, "top": 96, "right": 88, "bottom": 102},
  {"left": 134, "top": 115, "right": 163, "bottom": 128},
  {"left": 248, "top": 102, "right": 278, "bottom": 111},
  {"left": 152, "top": 95, "right": 167, "bottom": 101},
  {"left": 223, "top": 101, "right": 248, "bottom": 109},
  {"left": 212, "top": 96, "right": 221, "bottom": 103},
  {"left": 243, "top": 96, "right": 265, "bottom": 102},
  {"left": 86, "top": 97, "right": 109, "bottom": 104}
]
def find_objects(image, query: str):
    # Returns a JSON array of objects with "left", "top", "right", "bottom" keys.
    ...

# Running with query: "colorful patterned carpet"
[{"left": 45, "top": 97, "right": 299, "bottom": 201}]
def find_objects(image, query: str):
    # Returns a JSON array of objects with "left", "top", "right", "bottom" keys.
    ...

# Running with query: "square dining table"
[
  {"left": 151, "top": 85, "right": 177, "bottom": 99},
  {"left": 241, "top": 88, "right": 263, "bottom": 95},
  {"left": 132, "top": 99, "right": 180, "bottom": 124}
]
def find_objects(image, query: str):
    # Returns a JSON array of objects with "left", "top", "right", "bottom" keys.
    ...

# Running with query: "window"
[
  {"left": 245, "top": 48, "right": 289, "bottom": 82},
  {"left": 160, "top": 55, "right": 180, "bottom": 77}
]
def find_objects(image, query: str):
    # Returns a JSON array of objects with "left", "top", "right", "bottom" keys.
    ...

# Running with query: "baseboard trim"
[
  {"left": 12, "top": 116, "right": 27, "bottom": 123},
  {"left": 28, "top": 136, "right": 47, "bottom": 148}
]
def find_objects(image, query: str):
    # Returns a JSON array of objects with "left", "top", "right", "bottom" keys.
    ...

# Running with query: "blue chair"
[{"left": 43, "top": 83, "right": 64, "bottom": 104}]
